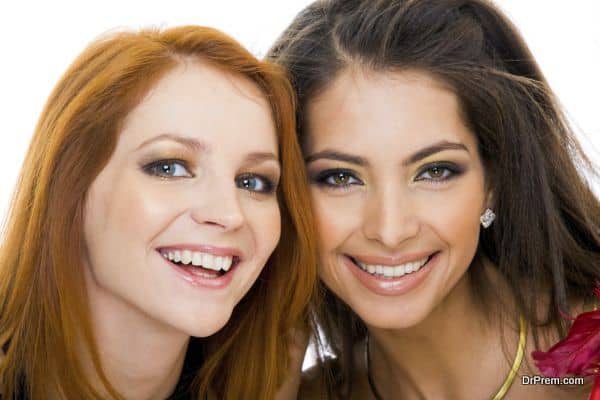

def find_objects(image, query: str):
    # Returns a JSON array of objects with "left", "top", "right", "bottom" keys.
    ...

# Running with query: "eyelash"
[
  {"left": 414, "top": 162, "right": 463, "bottom": 183},
  {"left": 235, "top": 173, "right": 277, "bottom": 195},
  {"left": 310, "top": 163, "right": 462, "bottom": 189},
  {"left": 143, "top": 160, "right": 277, "bottom": 196},
  {"left": 311, "top": 169, "right": 363, "bottom": 189},
  {"left": 142, "top": 159, "right": 193, "bottom": 178}
]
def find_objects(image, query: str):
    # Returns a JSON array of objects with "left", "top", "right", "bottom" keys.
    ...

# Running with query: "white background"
[{"left": 1, "top": 0, "right": 599, "bottom": 223}]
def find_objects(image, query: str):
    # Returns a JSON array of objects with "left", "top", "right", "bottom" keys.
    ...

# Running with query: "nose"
[
  {"left": 190, "top": 177, "right": 245, "bottom": 231},
  {"left": 362, "top": 184, "right": 419, "bottom": 248}
]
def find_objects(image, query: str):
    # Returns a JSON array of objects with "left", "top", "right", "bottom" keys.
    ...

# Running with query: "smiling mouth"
[
  {"left": 348, "top": 253, "right": 435, "bottom": 278},
  {"left": 158, "top": 249, "right": 241, "bottom": 277}
]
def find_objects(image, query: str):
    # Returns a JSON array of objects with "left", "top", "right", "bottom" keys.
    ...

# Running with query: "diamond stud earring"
[{"left": 480, "top": 208, "right": 496, "bottom": 228}]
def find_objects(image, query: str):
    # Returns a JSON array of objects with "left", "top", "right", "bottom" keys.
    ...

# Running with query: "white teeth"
[
  {"left": 163, "top": 249, "right": 235, "bottom": 272},
  {"left": 214, "top": 255, "right": 223, "bottom": 270},
  {"left": 222, "top": 257, "right": 233, "bottom": 271},
  {"left": 355, "top": 256, "right": 429, "bottom": 277},
  {"left": 181, "top": 250, "right": 192, "bottom": 264},
  {"left": 395, "top": 265, "right": 405, "bottom": 277},
  {"left": 192, "top": 252, "right": 203, "bottom": 267},
  {"left": 202, "top": 254, "right": 216, "bottom": 271},
  {"left": 199, "top": 253, "right": 210, "bottom": 269}
]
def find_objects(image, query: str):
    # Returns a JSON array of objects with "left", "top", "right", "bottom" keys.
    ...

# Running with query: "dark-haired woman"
[{"left": 268, "top": 0, "right": 600, "bottom": 399}]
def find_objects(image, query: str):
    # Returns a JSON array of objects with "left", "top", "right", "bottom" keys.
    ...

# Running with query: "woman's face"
[
  {"left": 83, "top": 61, "right": 281, "bottom": 337},
  {"left": 305, "top": 69, "right": 489, "bottom": 329}
]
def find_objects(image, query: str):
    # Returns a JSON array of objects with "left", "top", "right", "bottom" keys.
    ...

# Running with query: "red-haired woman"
[{"left": 0, "top": 26, "right": 316, "bottom": 399}]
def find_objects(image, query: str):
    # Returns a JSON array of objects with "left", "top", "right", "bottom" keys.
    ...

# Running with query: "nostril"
[{"left": 190, "top": 207, "right": 245, "bottom": 230}]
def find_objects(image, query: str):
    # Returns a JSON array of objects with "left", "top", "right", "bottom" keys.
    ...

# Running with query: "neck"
[
  {"left": 82, "top": 273, "right": 190, "bottom": 400},
  {"left": 367, "top": 270, "right": 521, "bottom": 400}
]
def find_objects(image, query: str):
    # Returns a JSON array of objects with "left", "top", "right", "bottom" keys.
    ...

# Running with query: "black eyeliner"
[
  {"left": 237, "top": 173, "right": 278, "bottom": 194},
  {"left": 310, "top": 168, "right": 363, "bottom": 187},
  {"left": 141, "top": 159, "right": 194, "bottom": 178},
  {"left": 415, "top": 161, "right": 465, "bottom": 181}
]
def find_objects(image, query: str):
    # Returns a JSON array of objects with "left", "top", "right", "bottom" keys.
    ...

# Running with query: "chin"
[
  {"left": 170, "top": 305, "right": 235, "bottom": 338},
  {"left": 355, "top": 304, "right": 431, "bottom": 330}
]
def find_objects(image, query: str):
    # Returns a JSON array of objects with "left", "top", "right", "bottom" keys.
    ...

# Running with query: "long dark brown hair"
[
  {"left": 268, "top": 0, "right": 600, "bottom": 396},
  {"left": 0, "top": 26, "right": 317, "bottom": 399}
]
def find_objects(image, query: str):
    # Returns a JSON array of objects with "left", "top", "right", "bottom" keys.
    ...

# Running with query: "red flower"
[
  {"left": 531, "top": 309, "right": 600, "bottom": 377},
  {"left": 532, "top": 282, "right": 600, "bottom": 399}
]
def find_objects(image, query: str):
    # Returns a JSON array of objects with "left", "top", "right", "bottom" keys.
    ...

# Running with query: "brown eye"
[
  {"left": 333, "top": 172, "right": 351, "bottom": 185},
  {"left": 312, "top": 169, "right": 362, "bottom": 188},
  {"left": 415, "top": 163, "right": 462, "bottom": 183},
  {"left": 310, "top": 168, "right": 364, "bottom": 190},
  {"left": 428, "top": 167, "right": 445, "bottom": 178}
]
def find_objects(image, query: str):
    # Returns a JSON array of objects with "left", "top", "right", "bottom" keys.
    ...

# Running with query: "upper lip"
[
  {"left": 348, "top": 251, "right": 434, "bottom": 266},
  {"left": 157, "top": 244, "right": 243, "bottom": 259}
]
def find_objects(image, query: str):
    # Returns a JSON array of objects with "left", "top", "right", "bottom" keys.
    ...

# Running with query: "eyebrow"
[
  {"left": 402, "top": 141, "right": 469, "bottom": 166},
  {"left": 244, "top": 152, "right": 279, "bottom": 165},
  {"left": 137, "top": 133, "right": 278, "bottom": 166},
  {"left": 305, "top": 150, "right": 368, "bottom": 166},
  {"left": 305, "top": 141, "right": 468, "bottom": 166},
  {"left": 135, "top": 133, "right": 206, "bottom": 152}
]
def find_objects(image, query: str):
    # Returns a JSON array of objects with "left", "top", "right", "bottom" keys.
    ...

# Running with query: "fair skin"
[
  {"left": 298, "top": 68, "right": 587, "bottom": 400},
  {"left": 82, "top": 60, "right": 281, "bottom": 399}
]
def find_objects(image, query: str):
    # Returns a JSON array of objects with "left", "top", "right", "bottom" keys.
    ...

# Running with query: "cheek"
[
  {"left": 310, "top": 189, "right": 363, "bottom": 273},
  {"left": 122, "top": 184, "right": 183, "bottom": 236},
  {"left": 311, "top": 191, "right": 347, "bottom": 252},
  {"left": 247, "top": 198, "right": 281, "bottom": 258},
  {"left": 417, "top": 176, "right": 485, "bottom": 264},
  {"left": 84, "top": 172, "right": 180, "bottom": 263}
]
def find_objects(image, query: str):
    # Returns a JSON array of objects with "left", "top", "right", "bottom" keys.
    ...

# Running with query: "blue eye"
[
  {"left": 313, "top": 169, "right": 363, "bottom": 188},
  {"left": 236, "top": 174, "right": 276, "bottom": 194},
  {"left": 415, "top": 163, "right": 461, "bottom": 182},
  {"left": 143, "top": 160, "right": 192, "bottom": 178}
]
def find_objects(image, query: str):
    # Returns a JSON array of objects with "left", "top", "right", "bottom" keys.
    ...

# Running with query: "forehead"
[
  {"left": 305, "top": 68, "right": 477, "bottom": 156},
  {"left": 115, "top": 60, "right": 277, "bottom": 154}
]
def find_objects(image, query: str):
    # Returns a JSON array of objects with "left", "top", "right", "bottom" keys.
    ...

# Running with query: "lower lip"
[
  {"left": 344, "top": 252, "right": 438, "bottom": 296},
  {"left": 159, "top": 252, "right": 238, "bottom": 289}
]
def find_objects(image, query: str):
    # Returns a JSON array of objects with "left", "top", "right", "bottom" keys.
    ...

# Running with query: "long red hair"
[{"left": 0, "top": 26, "right": 316, "bottom": 399}]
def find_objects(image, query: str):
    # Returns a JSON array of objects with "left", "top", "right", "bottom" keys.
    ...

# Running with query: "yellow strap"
[{"left": 491, "top": 315, "right": 527, "bottom": 400}]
